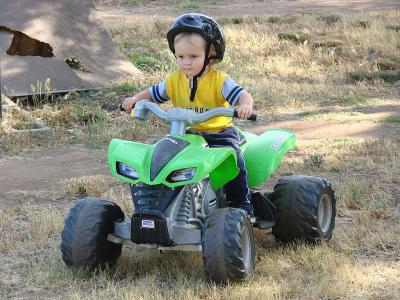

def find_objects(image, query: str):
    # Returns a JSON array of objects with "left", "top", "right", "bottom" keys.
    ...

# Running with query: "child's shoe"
[{"left": 239, "top": 203, "right": 256, "bottom": 224}]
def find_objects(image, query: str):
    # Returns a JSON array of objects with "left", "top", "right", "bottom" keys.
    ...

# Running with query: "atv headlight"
[
  {"left": 168, "top": 168, "right": 196, "bottom": 182},
  {"left": 117, "top": 162, "right": 139, "bottom": 180}
]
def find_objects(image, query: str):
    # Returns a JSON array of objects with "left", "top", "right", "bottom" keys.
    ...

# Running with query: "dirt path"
[
  {"left": 1, "top": 114, "right": 398, "bottom": 199},
  {"left": 0, "top": 147, "right": 108, "bottom": 195},
  {"left": 96, "top": 0, "right": 400, "bottom": 20},
  {"left": 249, "top": 115, "right": 400, "bottom": 141}
]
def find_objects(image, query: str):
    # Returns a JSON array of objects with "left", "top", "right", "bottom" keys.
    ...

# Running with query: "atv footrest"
[
  {"left": 251, "top": 190, "right": 276, "bottom": 230},
  {"left": 256, "top": 219, "right": 275, "bottom": 230}
]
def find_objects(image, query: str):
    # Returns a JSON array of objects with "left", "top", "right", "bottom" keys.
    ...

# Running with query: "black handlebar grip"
[
  {"left": 120, "top": 103, "right": 137, "bottom": 112},
  {"left": 248, "top": 113, "right": 257, "bottom": 121},
  {"left": 233, "top": 110, "right": 257, "bottom": 121}
]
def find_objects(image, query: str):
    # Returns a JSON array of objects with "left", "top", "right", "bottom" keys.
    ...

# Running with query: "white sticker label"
[
  {"left": 141, "top": 220, "right": 155, "bottom": 229},
  {"left": 272, "top": 134, "right": 289, "bottom": 151}
]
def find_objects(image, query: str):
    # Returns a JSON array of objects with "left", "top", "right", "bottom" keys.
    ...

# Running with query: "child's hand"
[
  {"left": 235, "top": 104, "right": 253, "bottom": 120},
  {"left": 121, "top": 96, "right": 139, "bottom": 113}
]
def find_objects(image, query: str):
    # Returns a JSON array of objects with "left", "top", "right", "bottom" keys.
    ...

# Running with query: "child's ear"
[{"left": 208, "top": 46, "right": 217, "bottom": 59}]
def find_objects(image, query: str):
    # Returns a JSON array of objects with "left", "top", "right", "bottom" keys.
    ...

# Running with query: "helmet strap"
[{"left": 190, "top": 43, "right": 211, "bottom": 101}]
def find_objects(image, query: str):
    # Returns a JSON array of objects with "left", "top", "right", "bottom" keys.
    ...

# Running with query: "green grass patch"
[
  {"left": 349, "top": 71, "right": 400, "bottom": 83},
  {"left": 108, "top": 81, "right": 140, "bottom": 94},
  {"left": 383, "top": 115, "right": 400, "bottom": 124},
  {"left": 334, "top": 94, "right": 367, "bottom": 106},
  {"left": 128, "top": 51, "right": 172, "bottom": 72},
  {"left": 122, "top": 39, "right": 174, "bottom": 72},
  {"left": 69, "top": 102, "right": 107, "bottom": 125},
  {"left": 123, "top": 39, "right": 170, "bottom": 71}
]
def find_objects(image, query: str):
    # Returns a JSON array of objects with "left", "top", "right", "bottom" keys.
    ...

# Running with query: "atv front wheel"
[
  {"left": 272, "top": 176, "right": 336, "bottom": 243},
  {"left": 60, "top": 197, "right": 124, "bottom": 268},
  {"left": 202, "top": 208, "right": 255, "bottom": 283}
]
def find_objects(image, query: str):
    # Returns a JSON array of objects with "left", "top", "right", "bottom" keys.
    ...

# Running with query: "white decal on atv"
[
  {"left": 163, "top": 137, "right": 178, "bottom": 145},
  {"left": 141, "top": 220, "right": 155, "bottom": 229},
  {"left": 272, "top": 135, "right": 288, "bottom": 151}
]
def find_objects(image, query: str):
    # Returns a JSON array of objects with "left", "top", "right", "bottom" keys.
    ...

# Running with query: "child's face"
[{"left": 174, "top": 34, "right": 206, "bottom": 78}]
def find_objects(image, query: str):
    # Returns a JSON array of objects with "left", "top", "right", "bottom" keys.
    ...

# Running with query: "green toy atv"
[{"left": 61, "top": 100, "right": 336, "bottom": 283}]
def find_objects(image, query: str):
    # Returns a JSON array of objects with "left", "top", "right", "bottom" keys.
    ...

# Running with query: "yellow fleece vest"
[{"left": 166, "top": 68, "right": 232, "bottom": 133}]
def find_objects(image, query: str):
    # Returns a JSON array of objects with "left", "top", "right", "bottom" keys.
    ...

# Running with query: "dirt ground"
[
  {"left": 96, "top": 0, "right": 400, "bottom": 19},
  {"left": 1, "top": 0, "right": 400, "bottom": 201},
  {"left": 1, "top": 108, "right": 399, "bottom": 202}
]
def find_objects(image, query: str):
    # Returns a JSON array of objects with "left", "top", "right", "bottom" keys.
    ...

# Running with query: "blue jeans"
[{"left": 201, "top": 126, "right": 253, "bottom": 211}]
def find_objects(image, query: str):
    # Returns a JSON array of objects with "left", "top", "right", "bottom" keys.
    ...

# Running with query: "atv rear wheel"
[
  {"left": 202, "top": 208, "right": 255, "bottom": 283},
  {"left": 60, "top": 197, "right": 124, "bottom": 268},
  {"left": 272, "top": 176, "right": 336, "bottom": 243}
]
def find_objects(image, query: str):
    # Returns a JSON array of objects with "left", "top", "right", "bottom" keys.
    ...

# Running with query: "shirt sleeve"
[
  {"left": 148, "top": 80, "right": 169, "bottom": 103},
  {"left": 222, "top": 77, "right": 245, "bottom": 106}
]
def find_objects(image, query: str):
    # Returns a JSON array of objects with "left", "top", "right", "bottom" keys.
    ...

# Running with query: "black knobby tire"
[
  {"left": 272, "top": 176, "right": 336, "bottom": 243},
  {"left": 60, "top": 197, "right": 124, "bottom": 268},
  {"left": 202, "top": 208, "right": 255, "bottom": 283}
]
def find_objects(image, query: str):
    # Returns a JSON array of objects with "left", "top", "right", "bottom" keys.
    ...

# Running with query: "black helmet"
[{"left": 167, "top": 13, "right": 225, "bottom": 62}]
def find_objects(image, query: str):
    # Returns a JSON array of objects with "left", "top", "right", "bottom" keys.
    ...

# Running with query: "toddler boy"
[{"left": 122, "top": 13, "right": 255, "bottom": 222}]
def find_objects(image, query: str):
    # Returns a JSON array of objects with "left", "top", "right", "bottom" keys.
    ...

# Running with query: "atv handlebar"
[
  {"left": 133, "top": 101, "right": 257, "bottom": 135},
  {"left": 121, "top": 100, "right": 256, "bottom": 135},
  {"left": 120, "top": 100, "right": 256, "bottom": 120}
]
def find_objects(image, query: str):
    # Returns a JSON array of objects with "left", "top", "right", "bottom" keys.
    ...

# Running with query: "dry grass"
[
  {"left": 1, "top": 7, "right": 400, "bottom": 300},
  {"left": 63, "top": 175, "right": 133, "bottom": 215},
  {"left": 220, "top": 12, "right": 400, "bottom": 112},
  {"left": 64, "top": 175, "right": 120, "bottom": 197},
  {"left": 1, "top": 136, "right": 399, "bottom": 299}
]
